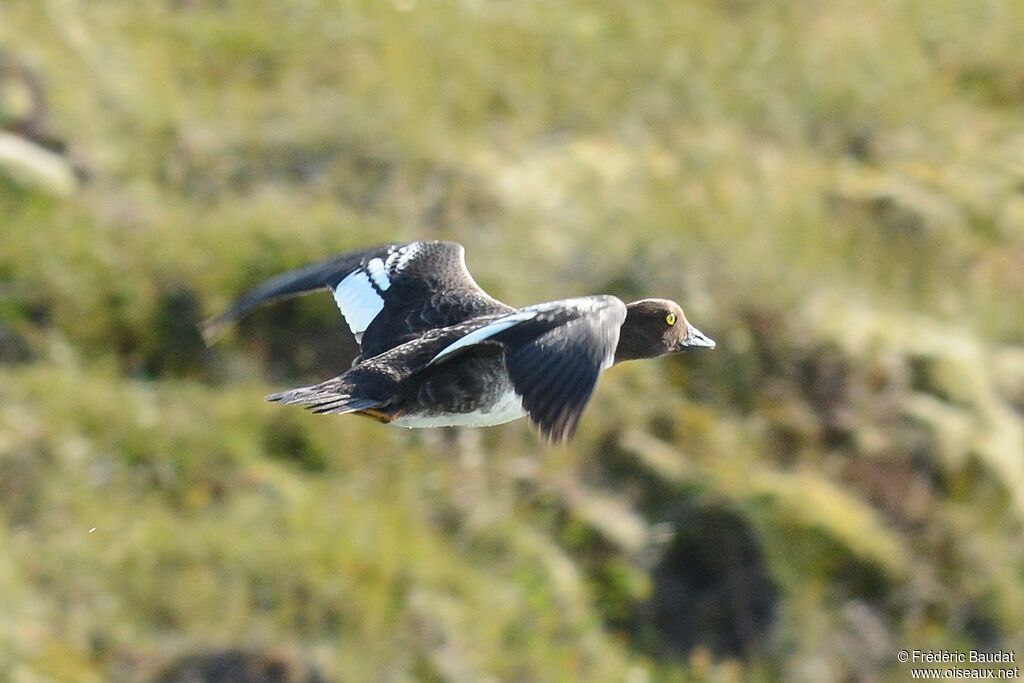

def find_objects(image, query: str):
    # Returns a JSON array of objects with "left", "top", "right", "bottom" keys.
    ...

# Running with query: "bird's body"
[
  {"left": 204, "top": 241, "right": 714, "bottom": 442},
  {"left": 351, "top": 342, "right": 526, "bottom": 429}
]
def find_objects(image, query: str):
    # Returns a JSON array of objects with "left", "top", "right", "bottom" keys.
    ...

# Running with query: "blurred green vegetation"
[{"left": 2, "top": 0, "right": 1024, "bottom": 681}]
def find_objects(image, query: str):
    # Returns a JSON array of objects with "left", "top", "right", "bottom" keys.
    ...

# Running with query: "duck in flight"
[{"left": 203, "top": 241, "right": 715, "bottom": 442}]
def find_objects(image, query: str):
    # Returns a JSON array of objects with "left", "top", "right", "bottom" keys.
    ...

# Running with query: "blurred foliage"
[{"left": 2, "top": 0, "right": 1024, "bottom": 681}]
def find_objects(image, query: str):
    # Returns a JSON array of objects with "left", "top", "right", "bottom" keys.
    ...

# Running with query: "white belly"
[{"left": 391, "top": 389, "right": 527, "bottom": 429}]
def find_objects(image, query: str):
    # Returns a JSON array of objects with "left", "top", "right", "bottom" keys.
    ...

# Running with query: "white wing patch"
[
  {"left": 427, "top": 310, "right": 538, "bottom": 366},
  {"left": 333, "top": 269, "right": 385, "bottom": 344},
  {"left": 365, "top": 257, "right": 391, "bottom": 291},
  {"left": 331, "top": 242, "right": 460, "bottom": 347},
  {"left": 385, "top": 243, "right": 423, "bottom": 275}
]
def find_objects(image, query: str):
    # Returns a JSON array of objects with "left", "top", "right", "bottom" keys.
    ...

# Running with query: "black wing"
[
  {"left": 202, "top": 240, "right": 511, "bottom": 358},
  {"left": 428, "top": 296, "right": 627, "bottom": 442}
]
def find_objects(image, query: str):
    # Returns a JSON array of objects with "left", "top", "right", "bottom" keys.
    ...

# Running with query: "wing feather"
[
  {"left": 427, "top": 296, "right": 626, "bottom": 442},
  {"left": 203, "top": 241, "right": 511, "bottom": 356}
]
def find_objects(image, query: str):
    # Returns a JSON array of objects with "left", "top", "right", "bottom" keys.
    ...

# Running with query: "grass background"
[{"left": 2, "top": 1, "right": 1024, "bottom": 681}]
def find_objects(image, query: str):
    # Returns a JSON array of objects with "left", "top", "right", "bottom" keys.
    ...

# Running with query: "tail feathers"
[{"left": 267, "top": 386, "right": 383, "bottom": 416}]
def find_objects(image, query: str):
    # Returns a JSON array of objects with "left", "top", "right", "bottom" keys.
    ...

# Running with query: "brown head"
[{"left": 613, "top": 298, "right": 715, "bottom": 364}]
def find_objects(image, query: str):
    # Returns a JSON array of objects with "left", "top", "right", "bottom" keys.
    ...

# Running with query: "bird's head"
[{"left": 613, "top": 298, "right": 715, "bottom": 364}]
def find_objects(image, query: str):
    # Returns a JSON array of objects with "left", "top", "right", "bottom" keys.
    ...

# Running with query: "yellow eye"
[{"left": 666, "top": 313, "right": 677, "bottom": 326}]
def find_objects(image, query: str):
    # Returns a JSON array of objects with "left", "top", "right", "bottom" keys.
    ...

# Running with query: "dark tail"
[
  {"left": 267, "top": 384, "right": 385, "bottom": 415},
  {"left": 200, "top": 243, "right": 409, "bottom": 345}
]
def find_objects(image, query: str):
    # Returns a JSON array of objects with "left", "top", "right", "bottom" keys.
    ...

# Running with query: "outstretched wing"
[
  {"left": 429, "top": 296, "right": 627, "bottom": 442},
  {"left": 202, "top": 240, "right": 511, "bottom": 358}
]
